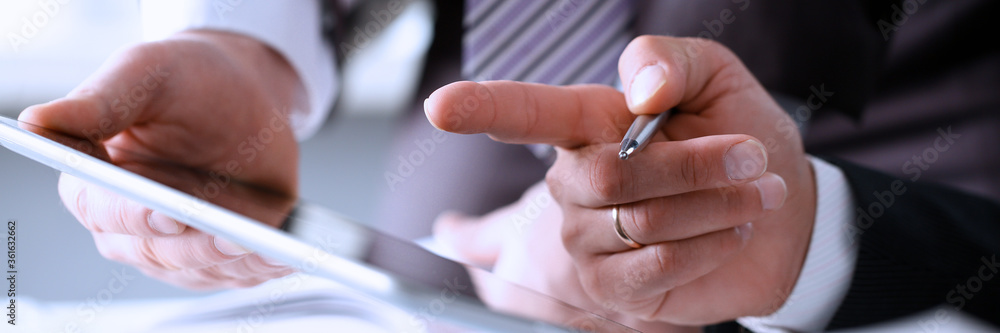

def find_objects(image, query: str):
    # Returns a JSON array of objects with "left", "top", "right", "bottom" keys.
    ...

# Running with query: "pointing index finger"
[{"left": 425, "top": 81, "right": 635, "bottom": 148}]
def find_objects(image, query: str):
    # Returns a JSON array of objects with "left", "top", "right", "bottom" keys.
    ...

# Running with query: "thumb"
[
  {"left": 619, "top": 36, "right": 762, "bottom": 116},
  {"left": 432, "top": 211, "right": 507, "bottom": 269},
  {"left": 18, "top": 44, "right": 171, "bottom": 141},
  {"left": 432, "top": 181, "right": 554, "bottom": 269}
]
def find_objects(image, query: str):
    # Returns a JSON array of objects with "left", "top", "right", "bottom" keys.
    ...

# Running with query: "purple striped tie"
[{"left": 463, "top": 0, "right": 634, "bottom": 86}]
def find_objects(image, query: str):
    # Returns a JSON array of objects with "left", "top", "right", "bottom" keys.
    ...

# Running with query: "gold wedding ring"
[{"left": 612, "top": 205, "right": 643, "bottom": 249}]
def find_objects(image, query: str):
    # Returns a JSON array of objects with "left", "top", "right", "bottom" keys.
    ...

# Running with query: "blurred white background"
[
  {"left": 0, "top": 0, "right": 141, "bottom": 115},
  {"left": 0, "top": 0, "right": 398, "bottom": 305}
]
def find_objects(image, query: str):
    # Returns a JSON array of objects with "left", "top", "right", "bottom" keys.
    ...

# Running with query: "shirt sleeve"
[
  {"left": 139, "top": 0, "right": 338, "bottom": 140},
  {"left": 737, "top": 156, "right": 859, "bottom": 332}
]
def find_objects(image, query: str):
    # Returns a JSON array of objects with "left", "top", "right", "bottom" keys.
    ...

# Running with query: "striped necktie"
[{"left": 463, "top": 0, "right": 634, "bottom": 86}]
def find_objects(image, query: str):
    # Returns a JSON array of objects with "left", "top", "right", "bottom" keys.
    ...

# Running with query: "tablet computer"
[{"left": 0, "top": 116, "right": 637, "bottom": 332}]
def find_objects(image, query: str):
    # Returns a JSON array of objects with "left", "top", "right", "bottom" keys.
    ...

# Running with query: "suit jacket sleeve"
[{"left": 824, "top": 157, "right": 1000, "bottom": 329}]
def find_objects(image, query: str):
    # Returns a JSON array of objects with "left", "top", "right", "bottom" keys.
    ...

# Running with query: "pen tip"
[{"left": 619, "top": 151, "right": 629, "bottom": 160}]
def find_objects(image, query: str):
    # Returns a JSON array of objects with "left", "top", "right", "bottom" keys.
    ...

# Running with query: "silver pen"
[{"left": 618, "top": 109, "right": 674, "bottom": 160}]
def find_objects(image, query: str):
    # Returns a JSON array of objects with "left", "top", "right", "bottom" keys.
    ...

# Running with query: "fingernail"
[
  {"left": 725, "top": 140, "right": 768, "bottom": 180},
  {"left": 754, "top": 173, "right": 787, "bottom": 211},
  {"left": 148, "top": 211, "right": 180, "bottom": 235},
  {"left": 425, "top": 98, "right": 446, "bottom": 131},
  {"left": 629, "top": 65, "right": 667, "bottom": 108},
  {"left": 735, "top": 223, "right": 753, "bottom": 242},
  {"left": 214, "top": 237, "right": 251, "bottom": 256}
]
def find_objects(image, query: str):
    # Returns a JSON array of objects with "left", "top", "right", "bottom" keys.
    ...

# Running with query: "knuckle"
[
  {"left": 245, "top": 256, "right": 283, "bottom": 275},
  {"left": 678, "top": 147, "right": 711, "bottom": 189},
  {"left": 518, "top": 86, "right": 542, "bottom": 138},
  {"left": 589, "top": 177, "right": 621, "bottom": 204},
  {"left": 623, "top": 204, "right": 657, "bottom": 240},
  {"left": 652, "top": 244, "right": 680, "bottom": 278},
  {"left": 544, "top": 168, "right": 567, "bottom": 200},
  {"left": 189, "top": 267, "right": 225, "bottom": 283},
  {"left": 77, "top": 210, "right": 100, "bottom": 234},
  {"left": 112, "top": 198, "right": 141, "bottom": 235},
  {"left": 587, "top": 154, "right": 625, "bottom": 203},
  {"left": 560, "top": 216, "right": 585, "bottom": 254},
  {"left": 74, "top": 189, "right": 102, "bottom": 232},
  {"left": 133, "top": 240, "right": 176, "bottom": 271}
]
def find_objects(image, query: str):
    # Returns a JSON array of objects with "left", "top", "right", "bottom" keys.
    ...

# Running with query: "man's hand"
[
  {"left": 18, "top": 30, "right": 306, "bottom": 289},
  {"left": 433, "top": 182, "right": 697, "bottom": 332},
  {"left": 425, "top": 36, "right": 816, "bottom": 325}
]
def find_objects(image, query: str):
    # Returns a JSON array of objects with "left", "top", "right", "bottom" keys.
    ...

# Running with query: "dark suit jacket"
[
  {"left": 636, "top": 0, "right": 1000, "bottom": 330},
  {"left": 325, "top": 0, "right": 1000, "bottom": 330},
  {"left": 824, "top": 158, "right": 1000, "bottom": 329}
]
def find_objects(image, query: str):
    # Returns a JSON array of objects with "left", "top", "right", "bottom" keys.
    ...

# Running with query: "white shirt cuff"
[
  {"left": 738, "top": 156, "right": 859, "bottom": 332},
  {"left": 139, "top": 0, "right": 338, "bottom": 140}
]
